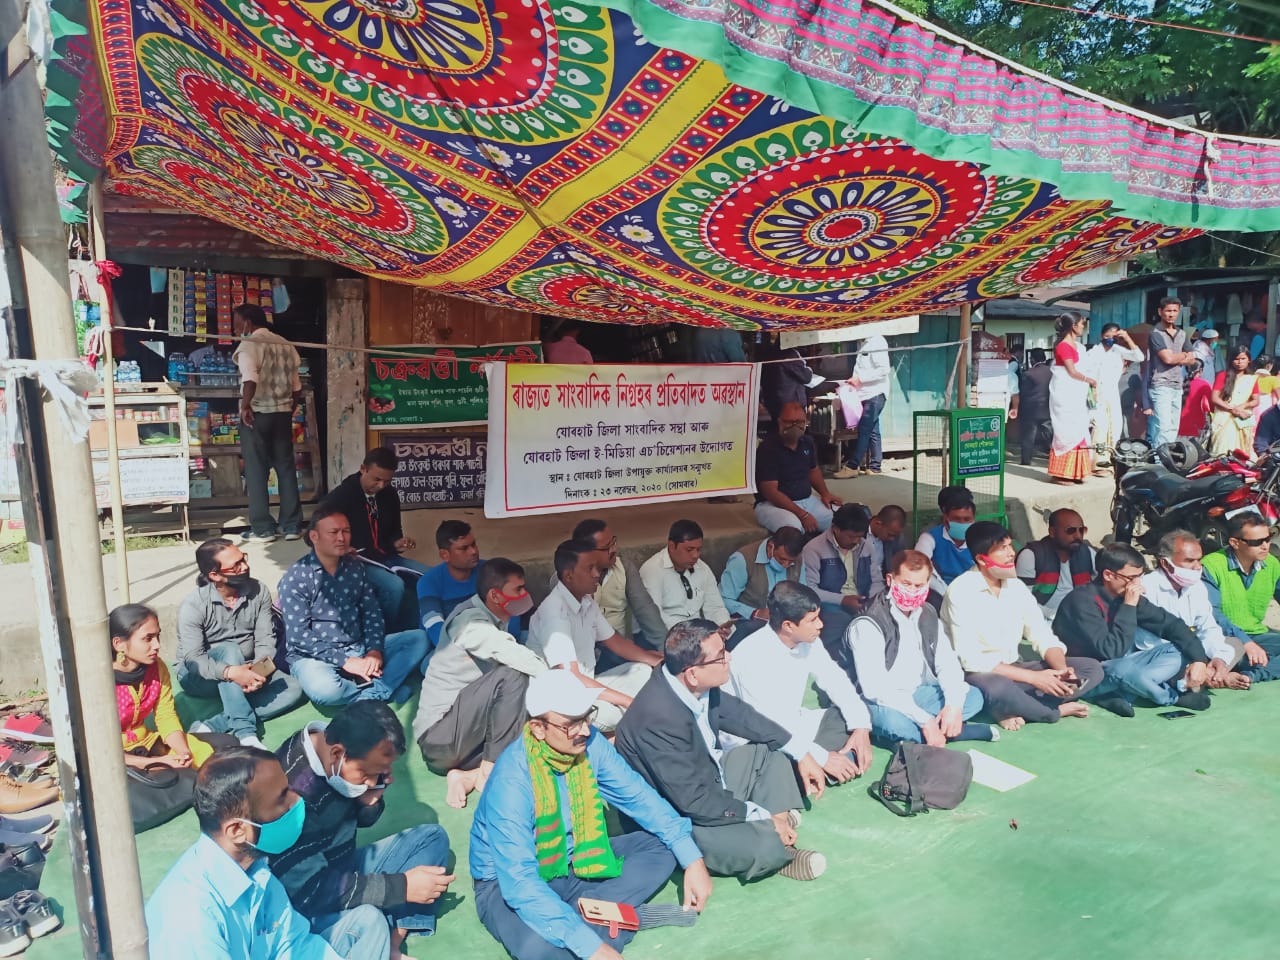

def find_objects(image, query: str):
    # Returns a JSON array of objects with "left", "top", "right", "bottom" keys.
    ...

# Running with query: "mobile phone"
[
  {"left": 1062, "top": 675, "right": 1083, "bottom": 687},
  {"left": 340, "top": 670, "right": 375, "bottom": 689},
  {"left": 249, "top": 657, "right": 276, "bottom": 679},
  {"left": 1158, "top": 709, "right": 1196, "bottom": 720}
]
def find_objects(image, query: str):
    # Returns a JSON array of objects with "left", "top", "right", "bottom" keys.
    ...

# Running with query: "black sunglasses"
[
  {"left": 1235, "top": 535, "right": 1271, "bottom": 547},
  {"left": 678, "top": 572, "right": 693, "bottom": 600},
  {"left": 1063, "top": 525, "right": 1087, "bottom": 535}
]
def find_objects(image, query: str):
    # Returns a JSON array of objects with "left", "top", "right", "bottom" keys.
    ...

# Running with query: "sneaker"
[
  {"left": 1094, "top": 695, "right": 1136, "bottom": 718},
  {"left": 831, "top": 466, "right": 858, "bottom": 479},
  {"left": 778, "top": 847, "right": 827, "bottom": 881},
  {"left": 0, "top": 815, "right": 52, "bottom": 836},
  {"left": 1175, "top": 689, "right": 1211, "bottom": 711},
  {"left": 0, "top": 776, "right": 56, "bottom": 816},
  {"left": 187, "top": 721, "right": 213, "bottom": 735},
  {"left": 785, "top": 809, "right": 802, "bottom": 830},
  {"left": 0, "top": 898, "right": 28, "bottom": 957},
  {"left": 240, "top": 531, "right": 278, "bottom": 544},
  {"left": 238, "top": 735, "right": 267, "bottom": 751},
  {"left": 8, "top": 890, "right": 60, "bottom": 939},
  {"left": 0, "top": 764, "right": 54, "bottom": 789},
  {"left": 283, "top": 532, "right": 302, "bottom": 542}
]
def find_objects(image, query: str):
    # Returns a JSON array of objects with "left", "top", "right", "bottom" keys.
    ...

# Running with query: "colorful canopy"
[{"left": 76, "top": 0, "right": 1277, "bottom": 328}]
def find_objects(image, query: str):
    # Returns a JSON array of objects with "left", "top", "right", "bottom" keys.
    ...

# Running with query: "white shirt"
[
  {"left": 639, "top": 550, "right": 730, "bottom": 629},
  {"left": 1136, "top": 570, "right": 1233, "bottom": 663},
  {"left": 852, "top": 335, "right": 890, "bottom": 402},
  {"left": 941, "top": 568, "right": 1066, "bottom": 673},
  {"left": 1084, "top": 342, "right": 1144, "bottom": 396},
  {"left": 725, "top": 623, "right": 870, "bottom": 766},
  {"left": 527, "top": 580, "right": 614, "bottom": 676},
  {"left": 1014, "top": 544, "right": 1098, "bottom": 620},
  {"left": 849, "top": 606, "right": 970, "bottom": 726}
]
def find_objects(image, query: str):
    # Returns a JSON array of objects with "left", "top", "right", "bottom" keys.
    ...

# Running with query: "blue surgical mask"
[
  {"left": 946, "top": 521, "right": 972, "bottom": 543},
  {"left": 238, "top": 796, "right": 305, "bottom": 854},
  {"left": 1102, "top": 338, "right": 1116, "bottom": 348}
]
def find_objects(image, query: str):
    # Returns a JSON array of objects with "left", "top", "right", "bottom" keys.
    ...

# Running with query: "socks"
[
  {"left": 1175, "top": 689, "right": 1211, "bottom": 711},
  {"left": 1093, "top": 695, "right": 1136, "bottom": 718},
  {"left": 636, "top": 904, "right": 698, "bottom": 929},
  {"left": 953, "top": 722, "right": 1001, "bottom": 741}
]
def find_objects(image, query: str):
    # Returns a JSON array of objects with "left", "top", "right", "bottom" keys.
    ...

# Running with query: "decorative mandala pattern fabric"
[{"left": 93, "top": 0, "right": 1218, "bottom": 330}]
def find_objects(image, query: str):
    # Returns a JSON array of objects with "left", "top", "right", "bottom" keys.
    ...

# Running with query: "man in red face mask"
[
  {"left": 941, "top": 522, "right": 1104, "bottom": 731},
  {"left": 414, "top": 558, "right": 546, "bottom": 810},
  {"left": 840, "top": 550, "right": 995, "bottom": 746}
]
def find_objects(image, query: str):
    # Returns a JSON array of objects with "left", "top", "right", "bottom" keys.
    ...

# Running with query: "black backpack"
[{"left": 869, "top": 743, "right": 972, "bottom": 817}]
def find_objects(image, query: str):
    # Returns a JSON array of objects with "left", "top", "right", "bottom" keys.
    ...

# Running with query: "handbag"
[
  {"left": 869, "top": 743, "right": 972, "bottom": 817},
  {"left": 125, "top": 761, "right": 197, "bottom": 832}
]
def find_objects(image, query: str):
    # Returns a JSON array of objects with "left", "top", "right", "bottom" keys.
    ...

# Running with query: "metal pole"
[
  {"left": 88, "top": 180, "right": 130, "bottom": 602},
  {"left": 0, "top": 0, "right": 148, "bottom": 955},
  {"left": 958, "top": 302, "right": 972, "bottom": 407}
]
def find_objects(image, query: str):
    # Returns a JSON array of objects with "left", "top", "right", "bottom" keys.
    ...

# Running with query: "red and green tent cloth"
[{"left": 44, "top": 0, "right": 1280, "bottom": 328}]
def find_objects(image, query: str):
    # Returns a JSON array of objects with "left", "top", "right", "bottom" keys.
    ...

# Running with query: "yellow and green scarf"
[{"left": 524, "top": 724, "right": 623, "bottom": 881}]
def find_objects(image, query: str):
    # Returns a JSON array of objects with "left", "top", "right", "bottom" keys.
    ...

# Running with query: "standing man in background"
[
  {"left": 1146, "top": 297, "right": 1197, "bottom": 447},
  {"left": 834, "top": 334, "right": 890, "bottom": 478},
  {"left": 1086, "top": 324, "right": 1144, "bottom": 469},
  {"left": 1017, "top": 349, "right": 1053, "bottom": 465},
  {"left": 233, "top": 304, "right": 303, "bottom": 544}
]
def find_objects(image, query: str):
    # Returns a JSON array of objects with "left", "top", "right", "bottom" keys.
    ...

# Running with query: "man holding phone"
[
  {"left": 273, "top": 702, "right": 454, "bottom": 958},
  {"left": 178, "top": 538, "right": 306, "bottom": 750}
]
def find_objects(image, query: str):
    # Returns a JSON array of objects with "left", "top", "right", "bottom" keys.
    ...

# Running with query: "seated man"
[
  {"left": 853, "top": 504, "right": 907, "bottom": 602},
  {"left": 1053, "top": 542, "right": 1212, "bottom": 716},
  {"left": 1253, "top": 401, "right": 1280, "bottom": 455},
  {"left": 321, "top": 447, "right": 431, "bottom": 631},
  {"left": 177, "top": 538, "right": 304, "bottom": 750},
  {"left": 1202, "top": 511, "right": 1280, "bottom": 684},
  {"left": 801, "top": 504, "right": 869, "bottom": 647},
  {"left": 753, "top": 402, "right": 842, "bottom": 533},
  {"left": 639, "top": 519, "right": 732, "bottom": 630},
  {"left": 1143, "top": 530, "right": 1248, "bottom": 690},
  {"left": 726, "top": 581, "right": 874, "bottom": 786},
  {"left": 942, "top": 522, "right": 1104, "bottom": 730},
  {"left": 1014, "top": 508, "right": 1097, "bottom": 620},
  {"left": 414, "top": 558, "right": 546, "bottom": 810},
  {"left": 573, "top": 517, "right": 666, "bottom": 651},
  {"left": 470, "top": 670, "right": 713, "bottom": 960},
  {"left": 530, "top": 539, "right": 662, "bottom": 732},
  {"left": 915, "top": 485, "right": 976, "bottom": 598},
  {"left": 279, "top": 508, "right": 428, "bottom": 706},
  {"left": 273, "top": 703, "right": 454, "bottom": 957},
  {"left": 416, "top": 520, "right": 486, "bottom": 649},
  {"left": 616, "top": 619, "right": 827, "bottom": 883},
  {"left": 844, "top": 550, "right": 992, "bottom": 745},
  {"left": 145, "top": 746, "right": 390, "bottom": 959},
  {"left": 719, "top": 527, "right": 805, "bottom": 645}
]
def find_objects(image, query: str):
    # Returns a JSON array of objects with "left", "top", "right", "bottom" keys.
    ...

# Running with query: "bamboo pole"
[
  {"left": 958, "top": 302, "right": 972, "bottom": 407},
  {"left": 0, "top": 0, "right": 148, "bottom": 954}
]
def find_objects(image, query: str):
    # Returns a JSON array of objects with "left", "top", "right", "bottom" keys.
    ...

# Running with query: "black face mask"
[{"left": 224, "top": 573, "right": 254, "bottom": 590}]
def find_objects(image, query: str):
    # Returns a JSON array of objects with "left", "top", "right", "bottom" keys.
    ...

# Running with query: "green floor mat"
[{"left": 26, "top": 683, "right": 1280, "bottom": 959}]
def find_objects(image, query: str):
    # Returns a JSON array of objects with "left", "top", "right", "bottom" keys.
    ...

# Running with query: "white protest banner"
[{"left": 484, "top": 362, "right": 760, "bottom": 518}]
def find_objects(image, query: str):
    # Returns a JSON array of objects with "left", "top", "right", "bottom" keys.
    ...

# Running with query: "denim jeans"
[
  {"left": 176, "top": 642, "right": 307, "bottom": 738},
  {"left": 1090, "top": 643, "right": 1184, "bottom": 706},
  {"left": 312, "top": 904, "right": 390, "bottom": 960},
  {"left": 869, "top": 684, "right": 984, "bottom": 744},
  {"left": 313, "top": 824, "right": 451, "bottom": 940},
  {"left": 1237, "top": 631, "right": 1280, "bottom": 682},
  {"left": 364, "top": 557, "right": 432, "bottom": 632},
  {"left": 1147, "top": 385, "right": 1183, "bottom": 448},
  {"left": 292, "top": 629, "right": 428, "bottom": 706},
  {"left": 846, "top": 391, "right": 886, "bottom": 471},
  {"left": 753, "top": 494, "right": 833, "bottom": 533},
  {"left": 240, "top": 411, "right": 302, "bottom": 537}
]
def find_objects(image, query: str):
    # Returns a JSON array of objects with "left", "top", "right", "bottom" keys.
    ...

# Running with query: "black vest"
[
  {"left": 1024, "top": 539, "right": 1095, "bottom": 606},
  {"left": 853, "top": 592, "right": 941, "bottom": 673}
]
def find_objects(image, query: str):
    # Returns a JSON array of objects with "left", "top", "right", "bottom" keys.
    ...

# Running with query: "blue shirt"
[
  {"left": 470, "top": 730, "right": 702, "bottom": 959},
  {"left": 416, "top": 561, "right": 482, "bottom": 646},
  {"left": 145, "top": 834, "right": 339, "bottom": 960},
  {"left": 719, "top": 540, "right": 802, "bottom": 618},
  {"left": 1254, "top": 406, "right": 1280, "bottom": 455},
  {"left": 279, "top": 552, "right": 384, "bottom": 667},
  {"left": 1201, "top": 551, "right": 1280, "bottom": 643}
]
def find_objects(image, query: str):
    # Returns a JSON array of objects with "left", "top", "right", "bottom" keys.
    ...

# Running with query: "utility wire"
[{"left": 1008, "top": 0, "right": 1280, "bottom": 45}]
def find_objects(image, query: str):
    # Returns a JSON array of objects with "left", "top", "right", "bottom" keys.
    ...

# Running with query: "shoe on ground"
[
  {"left": 1175, "top": 689, "right": 1211, "bottom": 711},
  {"left": 239, "top": 735, "right": 267, "bottom": 751},
  {"left": 779, "top": 847, "right": 827, "bottom": 881},
  {"left": 0, "top": 717, "right": 53, "bottom": 745},
  {"left": 8, "top": 890, "right": 60, "bottom": 939},
  {"left": 831, "top": 466, "right": 858, "bottom": 479},
  {"left": 0, "top": 815, "right": 52, "bottom": 837},
  {"left": 284, "top": 532, "right": 302, "bottom": 541},
  {"left": 0, "top": 899, "right": 29, "bottom": 957},
  {"left": 0, "top": 832, "right": 50, "bottom": 852},
  {"left": 1094, "top": 695, "right": 1136, "bottom": 718},
  {"left": 0, "top": 844, "right": 46, "bottom": 872},
  {"left": 0, "top": 765, "right": 54, "bottom": 790},
  {"left": 240, "top": 531, "right": 278, "bottom": 544},
  {"left": 187, "top": 721, "right": 213, "bottom": 735},
  {"left": 0, "top": 776, "right": 56, "bottom": 816}
]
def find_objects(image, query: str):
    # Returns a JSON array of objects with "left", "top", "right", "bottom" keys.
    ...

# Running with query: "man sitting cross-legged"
[
  {"left": 1054, "top": 541, "right": 1214, "bottom": 716},
  {"left": 470, "top": 670, "right": 713, "bottom": 960},
  {"left": 800, "top": 503, "right": 869, "bottom": 650},
  {"left": 942, "top": 521, "right": 1104, "bottom": 731},
  {"left": 572, "top": 517, "right": 667, "bottom": 652},
  {"left": 719, "top": 527, "right": 805, "bottom": 646},
  {"left": 616, "top": 619, "right": 828, "bottom": 884},
  {"left": 1014, "top": 508, "right": 1097, "bottom": 621},
  {"left": 842, "top": 550, "right": 994, "bottom": 745},
  {"left": 414, "top": 557, "right": 547, "bottom": 810},
  {"left": 725, "top": 581, "right": 874, "bottom": 786},
  {"left": 1202, "top": 511, "right": 1280, "bottom": 685}
]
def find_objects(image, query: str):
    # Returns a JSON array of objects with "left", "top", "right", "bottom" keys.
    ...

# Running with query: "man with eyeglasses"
[
  {"left": 639, "top": 520, "right": 732, "bottom": 631},
  {"left": 1015, "top": 509, "right": 1097, "bottom": 621},
  {"left": 1054, "top": 542, "right": 1212, "bottom": 716},
  {"left": 753, "top": 401, "right": 842, "bottom": 534},
  {"left": 719, "top": 527, "right": 805, "bottom": 646},
  {"left": 471, "top": 669, "right": 713, "bottom": 960},
  {"left": 617, "top": 619, "right": 827, "bottom": 883},
  {"left": 1201, "top": 511, "right": 1280, "bottom": 684},
  {"left": 572, "top": 518, "right": 667, "bottom": 651},
  {"left": 178, "top": 538, "right": 306, "bottom": 750}
]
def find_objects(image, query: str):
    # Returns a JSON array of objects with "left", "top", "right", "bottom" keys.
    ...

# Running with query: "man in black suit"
[
  {"left": 615, "top": 619, "right": 828, "bottom": 883},
  {"left": 1018, "top": 349, "right": 1053, "bottom": 465}
]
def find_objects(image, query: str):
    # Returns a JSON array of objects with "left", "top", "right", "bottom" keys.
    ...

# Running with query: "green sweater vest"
[{"left": 1201, "top": 550, "right": 1280, "bottom": 636}]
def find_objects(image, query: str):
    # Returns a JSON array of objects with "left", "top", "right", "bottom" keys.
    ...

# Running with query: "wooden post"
[
  {"left": 958, "top": 302, "right": 972, "bottom": 408},
  {"left": 326, "top": 277, "right": 368, "bottom": 483}
]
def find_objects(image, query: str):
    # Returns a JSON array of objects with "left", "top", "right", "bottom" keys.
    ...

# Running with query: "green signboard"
[
  {"left": 954, "top": 414, "right": 1005, "bottom": 477},
  {"left": 367, "top": 343, "right": 542, "bottom": 427}
]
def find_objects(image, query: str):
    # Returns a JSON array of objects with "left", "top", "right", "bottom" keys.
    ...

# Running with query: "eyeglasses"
[
  {"left": 217, "top": 557, "right": 249, "bottom": 575},
  {"left": 540, "top": 706, "right": 598, "bottom": 736},
  {"left": 599, "top": 536, "right": 618, "bottom": 552},
  {"left": 1234, "top": 535, "right": 1271, "bottom": 547},
  {"left": 1062, "top": 525, "right": 1087, "bottom": 535},
  {"left": 678, "top": 572, "right": 694, "bottom": 599},
  {"left": 1108, "top": 570, "right": 1143, "bottom": 585},
  {"left": 694, "top": 650, "right": 729, "bottom": 668}
]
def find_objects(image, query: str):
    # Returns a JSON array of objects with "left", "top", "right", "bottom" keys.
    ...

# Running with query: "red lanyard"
[{"left": 366, "top": 500, "right": 379, "bottom": 547}]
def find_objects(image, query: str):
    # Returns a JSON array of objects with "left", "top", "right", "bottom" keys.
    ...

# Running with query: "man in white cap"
[
  {"left": 1193, "top": 329, "right": 1220, "bottom": 385},
  {"left": 470, "top": 670, "right": 713, "bottom": 960}
]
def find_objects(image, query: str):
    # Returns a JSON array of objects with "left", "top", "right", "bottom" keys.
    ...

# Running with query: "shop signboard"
[
  {"left": 387, "top": 433, "right": 487, "bottom": 508},
  {"left": 92, "top": 455, "right": 189, "bottom": 507},
  {"left": 367, "top": 343, "right": 542, "bottom": 428},
  {"left": 954, "top": 414, "right": 1004, "bottom": 477}
]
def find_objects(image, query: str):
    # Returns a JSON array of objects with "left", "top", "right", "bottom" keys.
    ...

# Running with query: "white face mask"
[
  {"left": 1164, "top": 560, "right": 1202, "bottom": 589},
  {"left": 326, "top": 750, "right": 368, "bottom": 799}
]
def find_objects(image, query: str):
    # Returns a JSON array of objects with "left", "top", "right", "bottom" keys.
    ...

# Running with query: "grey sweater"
[{"left": 175, "top": 581, "right": 277, "bottom": 681}]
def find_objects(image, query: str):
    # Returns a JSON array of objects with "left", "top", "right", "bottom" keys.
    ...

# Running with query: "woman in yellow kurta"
[{"left": 112, "top": 603, "right": 216, "bottom": 768}]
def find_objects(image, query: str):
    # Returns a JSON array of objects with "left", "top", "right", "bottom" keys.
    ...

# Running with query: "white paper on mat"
[{"left": 967, "top": 750, "right": 1036, "bottom": 792}]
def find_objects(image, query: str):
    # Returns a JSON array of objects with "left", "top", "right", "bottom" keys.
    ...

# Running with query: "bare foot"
[
  {"left": 445, "top": 768, "right": 480, "bottom": 809},
  {"left": 1059, "top": 701, "right": 1089, "bottom": 718},
  {"left": 999, "top": 716, "right": 1026, "bottom": 732},
  {"left": 1225, "top": 672, "right": 1252, "bottom": 690}
]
